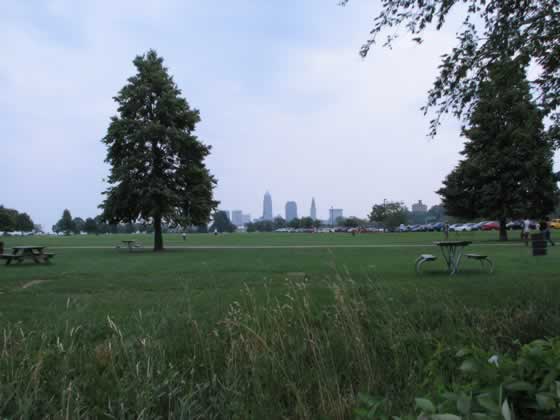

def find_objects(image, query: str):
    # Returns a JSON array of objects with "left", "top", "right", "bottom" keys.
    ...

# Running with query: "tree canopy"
[
  {"left": 343, "top": 0, "right": 560, "bottom": 142},
  {"left": 438, "top": 58, "right": 558, "bottom": 240},
  {"left": 368, "top": 201, "right": 408, "bottom": 229},
  {"left": 100, "top": 50, "right": 217, "bottom": 251},
  {"left": 0, "top": 206, "right": 35, "bottom": 232},
  {"left": 52, "top": 209, "right": 75, "bottom": 235},
  {"left": 210, "top": 211, "right": 236, "bottom": 233}
]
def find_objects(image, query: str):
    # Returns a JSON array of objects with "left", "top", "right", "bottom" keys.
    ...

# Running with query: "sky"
[{"left": 2, "top": 0, "right": 558, "bottom": 229}]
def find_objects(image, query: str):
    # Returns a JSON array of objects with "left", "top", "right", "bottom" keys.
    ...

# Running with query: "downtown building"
[
  {"left": 329, "top": 208, "right": 343, "bottom": 226},
  {"left": 262, "top": 191, "right": 273, "bottom": 221},
  {"left": 310, "top": 198, "right": 317, "bottom": 220},
  {"left": 285, "top": 201, "right": 298, "bottom": 222}
]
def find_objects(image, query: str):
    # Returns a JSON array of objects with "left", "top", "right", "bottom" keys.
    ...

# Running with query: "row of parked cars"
[{"left": 399, "top": 220, "right": 541, "bottom": 232}]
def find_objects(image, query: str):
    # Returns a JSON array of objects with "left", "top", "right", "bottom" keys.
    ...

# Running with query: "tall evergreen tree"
[
  {"left": 438, "top": 58, "right": 557, "bottom": 241},
  {"left": 53, "top": 209, "right": 75, "bottom": 235},
  {"left": 100, "top": 50, "right": 217, "bottom": 251}
]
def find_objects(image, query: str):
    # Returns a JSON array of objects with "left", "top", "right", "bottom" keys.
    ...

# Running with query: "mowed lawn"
[{"left": 1, "top": 231, "right": 558, "bottom": 327}]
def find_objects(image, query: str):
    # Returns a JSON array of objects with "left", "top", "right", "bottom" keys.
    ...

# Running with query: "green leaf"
[
  {"left": 504, "top": 381, "right": 535, "bottom": 393},
  {"left": 472, "top": 414, "right": 493, "bottom": 419},
  {"left": 415, "top": 398, "right": 435, "bottom": 413},
  {"left": 501, "top": 399, "right": 513, "bottom": 420},
  {"left": 431, "top": 415, "right": 462, "bottom": 420},
  {"left": 459, "top": 359, "right": 479, "bottom": 373},
  {"left": 536, "top": 393, "right": 555, "bottom": 410},
  {"left": 442, "top": 392, "right": 459, "bottom": 401},
  {"left": 456, "top": 348, "right": 470, "bottom": 357},
  {"left": 540, "top": 370, "right": 558, "bottom": 389},
  {"left": 457, "top": 393, "right": 472, "bottom": 415},
  {"left": 477, "top": 395, "right": 500, "bottom": 413}
]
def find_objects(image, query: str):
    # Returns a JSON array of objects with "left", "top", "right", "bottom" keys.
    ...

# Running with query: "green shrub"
[{"left": 356, "top": 338, "right": 560, "bottom": 419}]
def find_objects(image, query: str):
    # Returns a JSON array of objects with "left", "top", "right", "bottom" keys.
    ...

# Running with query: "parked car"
[
  {"left": 431, "top": 222, "right": 444, "bottom": 231},
  {"left": 506, "top": 220, "right": 523, "bottom": 230},
  {"left": 481, "top": 221, "right": 500, "bottom": 231},
  {"left": 550, "top": 219, "right": 560, "bottom": 229},
  {"left": 449, "top": 224, "right": 461, "bottom": 232}
]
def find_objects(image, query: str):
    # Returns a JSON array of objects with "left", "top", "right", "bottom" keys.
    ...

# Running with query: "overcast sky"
[{"left": 2, "top": 1, "right": 557, "bottom": 229}]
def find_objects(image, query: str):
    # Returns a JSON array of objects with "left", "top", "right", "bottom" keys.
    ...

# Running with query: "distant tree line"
[
  {"left": 368, "top": 201, "right": 447, "bottom": 230},
  {"left": 52, "top": 209, "right": 205, "bottom": 235},
  {"left": 0, "top": 205, "right": 35, "bottom": 232}
]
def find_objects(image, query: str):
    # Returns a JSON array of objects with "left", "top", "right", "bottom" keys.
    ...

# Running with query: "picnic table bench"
[
  {"left": 465, "top": 253, "right": 494, "bottom": 273},
  {"left": 416, "top": 243, "right": 494, "bottom": 275},
  {"left": 116, "top": 240, "right": 143, "bottom": 252},
  {"left": 2, "top": 246, "right": 55, "bottom": 265}
]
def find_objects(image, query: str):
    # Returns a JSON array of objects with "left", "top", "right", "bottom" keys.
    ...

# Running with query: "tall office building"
[
  {"left": 329, "top": 208, "right": 343, "bottom": 226},
  {"left": 242, "top": 214, "right": 251, "bottom": 225},
  {"left": 310, "top": 198, "right": 317, "bottom": 220},
  {"left": 285, "top": 201, "right": 298, "bottom": 222},
  {"left": 231, "top": 210, "right": 243, "bottom": 226},
  {"left": 411, "top": 200, "right": 428, "bottom": 213},
  {"left": 262, "top": 191, "right": 273, "bottom": 221}
]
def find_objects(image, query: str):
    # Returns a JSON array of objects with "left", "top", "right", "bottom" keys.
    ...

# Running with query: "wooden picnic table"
[
  {"left": 2, "top": 246, "right": 55, "bottom": 265},
  {"left": 433, "top": 241, "right": 472, "bottom": 275},
  {"left": 120, "top": 240, "right": 142, "bottom": 252}
]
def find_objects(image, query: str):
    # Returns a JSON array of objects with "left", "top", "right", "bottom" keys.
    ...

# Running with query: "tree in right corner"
[{"left": 438, "top": 58, "right": 558, "bottom": 241}]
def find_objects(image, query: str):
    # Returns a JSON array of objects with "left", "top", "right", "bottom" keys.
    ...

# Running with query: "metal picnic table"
[
  {"left": 433, "top": 241, "right": 472, "bottom": 275},
  {"left": 2, "top": 246, "right": 55, "bottom": 265}
]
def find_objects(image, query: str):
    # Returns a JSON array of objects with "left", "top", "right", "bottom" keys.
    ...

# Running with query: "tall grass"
[{"left": 1, "top": 275, "right": 559, "bottom": 419}]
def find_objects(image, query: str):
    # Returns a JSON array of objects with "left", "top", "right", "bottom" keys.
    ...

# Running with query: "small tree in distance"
[
  {"left": 53, "top": 209, "right": 75, "bottom": 235},
  {"left": 210, "top": 211, "right": 236, "bottom": 233},
  {"left": 84, "top": 218, "right": 98, "bottom": 234},
  {"left": 368, "top": 201, "right": 408, "bottom": 230}
]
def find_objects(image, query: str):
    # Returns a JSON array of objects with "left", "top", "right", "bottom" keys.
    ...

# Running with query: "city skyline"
[{"left": 223, "top": 193, "right": 441, "bottom": 225}]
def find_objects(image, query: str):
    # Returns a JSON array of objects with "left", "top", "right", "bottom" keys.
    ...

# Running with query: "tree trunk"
[
  {"left": 153, "top": 215, "right": 164, "bottom": 252},
  {"left": 499, "top": 218, "right": 508, "bottom": 241}
]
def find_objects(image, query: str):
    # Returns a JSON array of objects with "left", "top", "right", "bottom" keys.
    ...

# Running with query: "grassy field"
[{"left": 0, "top": 231, "right": 559, "bottom": 418}]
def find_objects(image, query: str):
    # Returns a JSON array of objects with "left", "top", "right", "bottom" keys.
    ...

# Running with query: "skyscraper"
[
  {"left": 310, "top": 198, "right": 317, "bottom": 220},
  {"left": 329, "top": 208, "right": 343, "bottom": 226},
  {"left": 262, "top": 191, "right": 273, "bottom": 221},
  {"left": 231, "top": 210, "right": 243, "bottom": 226},
  {"left": 285, "top": 201, "right": 298, "bottom": 222}
]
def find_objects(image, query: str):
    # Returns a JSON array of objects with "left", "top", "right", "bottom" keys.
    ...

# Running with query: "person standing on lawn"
[
  {"left": 542, "top": 217, "right": 555, "bottom": 246},
  {"left": 523, "top": 219, "right": 532, "bottom": 246}
]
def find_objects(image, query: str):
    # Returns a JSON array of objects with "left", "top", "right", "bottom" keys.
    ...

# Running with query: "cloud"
[{"left": 1, "top": 1, "right": 556, "bottom": 228}]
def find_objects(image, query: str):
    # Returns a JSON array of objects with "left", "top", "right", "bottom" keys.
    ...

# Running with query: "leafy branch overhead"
[{"left": 342, "top": 0, "right": 560, "bottom": 142}]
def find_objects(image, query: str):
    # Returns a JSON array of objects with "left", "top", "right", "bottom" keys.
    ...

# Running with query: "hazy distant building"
[
  {"left": 412, "top": 200, "right": 428, "bottom": 213},
  {"left": 242, "top": 214, "right": 251, "bottom": 225},
  {"left": 262, "top": 191, "right": 273, "bottom": 221},
  {"left": 310, "top": 198, "right": 317, "bottom": 220},
  {"left": 329, "top": 208, "right": 343, "bottom": 226},
  {"left": 231, "top": 210, "right": 243, "bottom": 226},
  {"left": 285, "top": 201, "right": 298, "bottom": 222}
]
